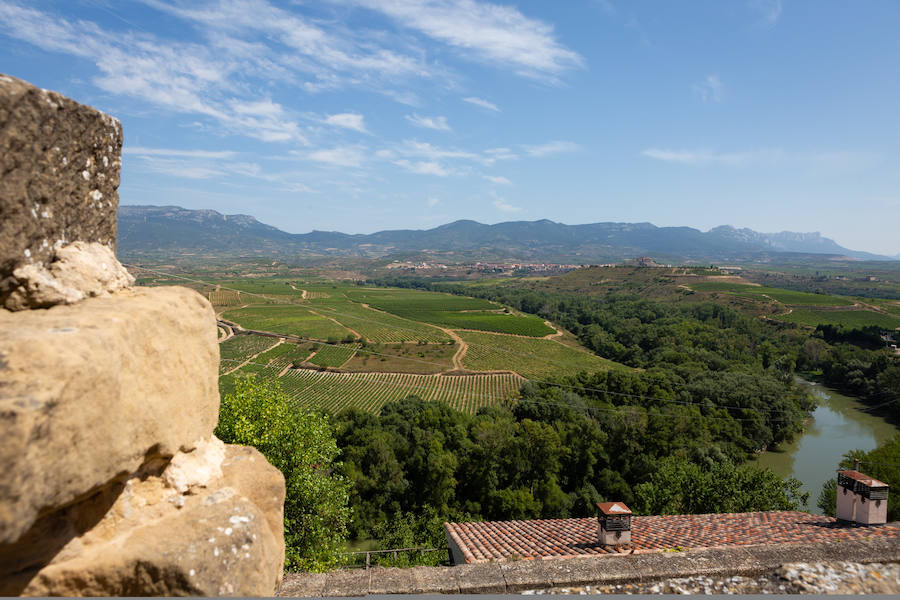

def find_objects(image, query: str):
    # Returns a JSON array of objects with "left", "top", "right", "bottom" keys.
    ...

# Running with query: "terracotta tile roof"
[{"left": 444, "top": 511, "right": 900, "bottom": 564}]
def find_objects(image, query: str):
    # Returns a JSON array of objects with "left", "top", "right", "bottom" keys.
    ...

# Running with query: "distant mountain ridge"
[{"left": 117, "top": 205, "right": 894, "bottom": 262}]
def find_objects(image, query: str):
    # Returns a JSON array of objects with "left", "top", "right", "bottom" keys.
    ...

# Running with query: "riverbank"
[{"left": 752, "top": 377, "right": 898, "bottom": 512}]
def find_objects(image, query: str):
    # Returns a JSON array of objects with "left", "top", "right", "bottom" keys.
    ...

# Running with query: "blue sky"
[{"left": 2, "top": 0, "right": 898, "bottom": 255}]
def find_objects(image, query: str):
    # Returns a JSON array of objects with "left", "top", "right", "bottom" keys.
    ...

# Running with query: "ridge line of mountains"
[{"left": 118, "top": 205, "right": 898, "bottom": 263}]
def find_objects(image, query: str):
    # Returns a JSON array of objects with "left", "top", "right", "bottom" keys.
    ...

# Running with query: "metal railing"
[{"left": 340, "top": 547, "right": 447, "bottom": 570}]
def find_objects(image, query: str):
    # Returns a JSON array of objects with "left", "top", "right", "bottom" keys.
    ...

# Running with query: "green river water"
[{"left": 752, "top": 378, "right": 898, "bottom": 513}]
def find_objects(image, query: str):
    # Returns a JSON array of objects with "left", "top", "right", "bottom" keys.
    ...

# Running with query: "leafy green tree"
[
  {"left": 633, "top": 456, "right": 808, "bottom": 515},
  {"left": 216, "top": 375, "right": 351, "bottom": 572}
]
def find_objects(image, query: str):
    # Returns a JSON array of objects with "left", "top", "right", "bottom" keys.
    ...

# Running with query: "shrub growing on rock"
[{"left": 216, "top": 375, "right": 351, "bottom": 572}]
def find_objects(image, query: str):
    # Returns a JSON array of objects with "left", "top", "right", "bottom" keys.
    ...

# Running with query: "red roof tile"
[{"left": 444, "top": 511, "right": 900, "bottom": 564}]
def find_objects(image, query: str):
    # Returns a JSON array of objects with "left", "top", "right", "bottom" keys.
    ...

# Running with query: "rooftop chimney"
[
  {"left": 596, "top": 501, "right": 632, "bottom": 546},
  {"left": 836, "top": 469, "right": 889, "bottom": 526}
]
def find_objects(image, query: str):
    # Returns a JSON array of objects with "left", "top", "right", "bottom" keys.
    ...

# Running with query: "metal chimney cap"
[
  {"left": 838, "top": 470, "right": 889, "bottom": 488},
  {"left": 596, "top": 502, "right": 632, "bottom": 516}
]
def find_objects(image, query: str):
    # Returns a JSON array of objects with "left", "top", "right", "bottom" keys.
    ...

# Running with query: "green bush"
[
  {"left": 633, "top": 456, "right": 808, "bottom": 515},
  {"left": 215, "top": 375, "right": 351, "bottom": 572}
]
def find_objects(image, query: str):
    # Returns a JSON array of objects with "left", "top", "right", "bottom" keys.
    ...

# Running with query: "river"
[{"left": 752, "top": 378, "right": 898, "bottom": 513}]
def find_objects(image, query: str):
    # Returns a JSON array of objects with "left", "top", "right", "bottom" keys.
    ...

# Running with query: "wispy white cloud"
[
  {"left": 748, "top": 0, "right": 782, "bottom": 25},
  {"left": 642, "top": 148, "right": 760, "bottom": 166},
  {"left": 485, "top": 147, "right": 517, "bottom": 161},
  {"left": 493, "top": 198, "right": 522, "bottom": 213},
  {"left": 324, "top": 112, "right": 368, "bottom": 133},
  {"left": 0, "top": 2, "right": 309, "bottom": 143},
  {"left": 523, "top": 140, "right": 580, "bottom": 157},
  {"left": 125, "top": 147, "right": 237, "bottom": 159},
  {"left": 693, "top": 74, "right": 723, "bottom": 103},
  {"left": 390, "top": 140, "right": 479, "bottom": 162},
  {"left": 132, "top": 158, "right": 227, "bottom": 179},
  {"left": 483, "top": 175, "right": 512, "bottom": 185},
  {"left": 463, "top": 96, "right": 499, "bottom": 112},
  {"left": 308, "top": 146, "right": 367, "bottom": 167},
  {"left": 405, "top": 113, "right": 452, "bottom": 131},
  {"left": 394, "top": 159, "right": 451, "bottom": 176},
  {"left": 427, "top": 196, "right": 440, "bottom": 207},
  {"left": 349, "top": 0, "right": 583, "bottom": 81},
  {"left": 642, "top": 147, "right": 881, "bottom": 170}
]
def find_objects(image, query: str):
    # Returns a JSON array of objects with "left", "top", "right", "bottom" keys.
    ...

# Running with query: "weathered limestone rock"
[
  {"left": 0, "top": 73, "right": 122, "bottom": 304},
  {"left": 0, "top": 286, "right": 220, "bottom": 544},
  {"left": 3, "top": 241, "right": 135, "bottom": 310},
  {"left": 1, "top": 444, "right": 285, "bottom": 596}
]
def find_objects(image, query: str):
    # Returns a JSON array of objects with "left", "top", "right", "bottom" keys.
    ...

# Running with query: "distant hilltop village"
[
  {"left": 384, "top": 260, "right": 586, "bottom": 276},
  {"left": 384, "top": 257, "right": 679, "bottom": 275}
]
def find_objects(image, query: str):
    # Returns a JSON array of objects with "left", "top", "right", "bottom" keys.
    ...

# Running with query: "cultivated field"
[
  {"left": 306, "top": 343, "right": 359, "bottom": 368},
  {"left": 218, "top": 335, "right": 280, "bottom": 374},
  {"left": 342, "top": 342, "right": 455, "bottom": 374},
  {"left": 208, "top": 289, "right": 243, "bottom": 306},
  {"left": 346, "top": 288, "right": 555, "bottom": 336},
  {"left": 222, "top": 304, "right": 355, "bottom": 340},
  {"left": 214, "top": 278, "right": 621, "bottom": 413},
  {"left": 773, "top": 309, "right": 900, "bottom": 329},
  {"left": 687, "top": 282, "right": 855, "bottom": 306},
  {"left": 310, "top": 298, "right": 451, "bottom": 343},
  {"left": 459, "top": 331, "right": 625, "bottom": 379},
  {"left": 279, "top": 370, "right": 524, "bottom": 414}
]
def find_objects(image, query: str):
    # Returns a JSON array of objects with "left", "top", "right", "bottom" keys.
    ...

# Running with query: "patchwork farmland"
[
  {"left": 279, "top": 370, "right": 524, "bottom": 415},
  {"left": 210, "top": 278, "right": 628, "bottom": 414}
]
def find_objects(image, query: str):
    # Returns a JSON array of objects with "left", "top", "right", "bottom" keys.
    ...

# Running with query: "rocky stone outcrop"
[
  {"left": 3, "top": 241, "right": 135, "bottom": 310},
  {"left": 0, "top": 285, "right": 220, "bottom": 543},
  {"left": 0, "top": 73, "right": 122, "bottom": 306},
  {"left": 0, "top": 74, "right": 285, "bottom": 596},
  {"left": 1, "top": 445, "right": 285, "bottom": 597}
]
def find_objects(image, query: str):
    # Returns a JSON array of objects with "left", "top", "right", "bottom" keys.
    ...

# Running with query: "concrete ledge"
[{"left": 278, "top": 536, "right": 900, "bottom": 596}]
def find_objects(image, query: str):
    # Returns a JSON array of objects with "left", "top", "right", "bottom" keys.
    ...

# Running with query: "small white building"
[{"left": 836, "top": 469, "right": 889, "bottom": 526}]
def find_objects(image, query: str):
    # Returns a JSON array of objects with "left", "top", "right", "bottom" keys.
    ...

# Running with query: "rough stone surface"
[
  {"left": 278, "top": 535, "right": 900, "bottom": 596},
  {"left": 163, "top": 436, "right": 227, "bottom": 494},
  {"left": 0, "top": 73, "right": 122, "bottom": 304},
  {"left": 3, "top": 241, "right": 135, "bottom": 310},
  {"left": 0, "top": 286, "right": 220, "bottom": 543},
  {"left": 1, "top": 444, "right": 285, "bottom": 596},
  {"left": 528, "top": 561, "right": 900, "bottom": 594}
]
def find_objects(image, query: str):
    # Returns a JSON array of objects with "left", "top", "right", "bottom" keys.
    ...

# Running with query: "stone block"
[
  {"left": 0, "top": 74, "right": 122, "bottom": 304},
  {"left": 500, "top": 558, "right": 549, "bottom": 592},
  {"left": 4, "top": 241, "right": 134, "bottom": 310},
  {"left": 322, "top": 569, "right": 369, "bottom": 597},
  {"left": 368, "top": 566, "right": 414, "bottom": 594},
  {"left": 409, "top": 565, "right": 460, "bottom": 593},
  {"left": 1, "top": 444, "right": 285, "bottom": 596},
  {"left": 455, "top": 562, "right": 507, "bottom": 593},
  {"left": 277, "top": 572, "right": 327, "bottom": 597},
  {"left": 542, "top": 556, "right": 603, "bottom": 587},
  {"left": 0, "top": 286, "right": 220, "bottom": 543}
]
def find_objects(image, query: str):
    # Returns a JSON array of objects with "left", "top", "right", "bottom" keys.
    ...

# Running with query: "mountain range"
[{"left": 117, "top": 205, "right": 896, "bottom": 263}]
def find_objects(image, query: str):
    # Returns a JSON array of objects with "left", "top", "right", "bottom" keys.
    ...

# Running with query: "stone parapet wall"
[
  {"left": 0, "top": 74, "right": 285, "bottom": 596},
  {"left": 278, "top": 536, "right": 900, "bottom": 596}
]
